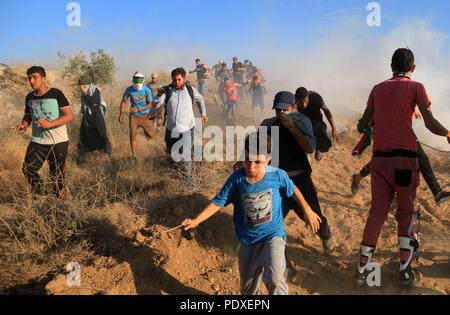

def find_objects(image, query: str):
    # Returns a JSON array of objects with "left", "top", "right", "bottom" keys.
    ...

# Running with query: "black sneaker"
[
  {"left": 399, "top": 265, "right": 423, "bottom": 287},
  {"left": 351, "top": 174, "right": 360, "bottom": 195},
  {"left": 321, "top": 236, "right": 337, "bottom": 253},
  {"left": 435, "top": 191, "right": 450, "bottom": 205}
]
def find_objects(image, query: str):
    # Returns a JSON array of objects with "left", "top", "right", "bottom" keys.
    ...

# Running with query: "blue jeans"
[
  {"left": 252, "top": 93, "right": 264, "bottom": 108},
  {"left": 223, "top": 100, "right": 237, "bottom": 120},
  {"left": 165, "top": 128, "right": 194, "bottom": 179},
  {"left": 165, "top": 128, "right": 194, "bottom": 160},
  {"left": 198, "top": 80, "right": 207, "bottom": 96}
]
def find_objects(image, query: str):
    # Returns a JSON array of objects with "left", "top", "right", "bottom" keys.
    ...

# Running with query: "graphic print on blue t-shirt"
[
  {"left": 211, "top": 166, "right": 294, "bottom": 245},
  {"left": 243, "top": 188, "right": 273, "bottom": 226}
]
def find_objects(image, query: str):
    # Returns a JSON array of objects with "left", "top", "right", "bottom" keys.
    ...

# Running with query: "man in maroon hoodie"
[{"left": 355, "top": 48, "right": 450, "bottom": 287}]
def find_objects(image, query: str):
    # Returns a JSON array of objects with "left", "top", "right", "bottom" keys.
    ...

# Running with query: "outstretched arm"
[
  {"left": 291, "top": 186, "right": 322, "bottom": 233},
  {"left": 417, "top": 102, "right": 450, "bottom": 143},
  {"left": 15, "top": 114, "right": 32, "bottom": 131},
  {"left": 181, "top": 202, "right": 221, "bottom": 230},
  {"left": 193, "top": 88, "right": 208, "bottom": 122},
  {"left": 322, "top": 104, "right": 340, "bottom": 142}
]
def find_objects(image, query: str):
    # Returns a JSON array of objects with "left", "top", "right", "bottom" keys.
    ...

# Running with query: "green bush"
[{"left": 64, "top": 49, "right": 116, "bottom": 85}]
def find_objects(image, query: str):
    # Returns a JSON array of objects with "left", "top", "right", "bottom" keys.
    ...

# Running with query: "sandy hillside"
[{"left": 0, "top": 65, "right": 448, "bottom": 295}]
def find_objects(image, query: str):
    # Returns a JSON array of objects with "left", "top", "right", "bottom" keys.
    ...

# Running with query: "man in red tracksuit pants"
[{"left": 356, "top": 48, "right": 450, "bottom": 287}]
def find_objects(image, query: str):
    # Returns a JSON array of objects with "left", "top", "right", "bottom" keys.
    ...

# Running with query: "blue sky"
[
  {"left": 0, "top": 0, "right": 449, "bottom": 146},
  {"left": 1, "top": 0, "right": 449, "bottom": 66}
]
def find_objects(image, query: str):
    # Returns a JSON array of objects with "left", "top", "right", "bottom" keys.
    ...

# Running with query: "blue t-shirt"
[
  {"left": 122, "top": 86, "right": 153, "bottom": 116},
  {"left": 212, "top": 166, "right": 295, "bottom": 245}
]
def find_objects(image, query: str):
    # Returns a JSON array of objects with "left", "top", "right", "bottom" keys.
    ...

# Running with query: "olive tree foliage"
[{"left": 63, "top": 49, "right": 116, "bottom": 85}]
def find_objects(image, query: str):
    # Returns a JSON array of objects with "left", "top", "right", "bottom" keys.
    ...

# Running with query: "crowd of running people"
[{"left": 12, "top": 48, "right": 450, "bottom": 295}]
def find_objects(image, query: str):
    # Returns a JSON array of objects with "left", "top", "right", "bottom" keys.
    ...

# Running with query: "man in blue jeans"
[
  {"left": 189, "top": 59, "right": 210, "bottom": 96},
  {"left": 159, "top": 67, "right": 208, "bottom": 179}
]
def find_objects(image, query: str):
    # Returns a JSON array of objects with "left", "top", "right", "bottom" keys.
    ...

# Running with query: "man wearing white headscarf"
[{"left": 78, "top": 74, "right": 112, "bottom": 158}]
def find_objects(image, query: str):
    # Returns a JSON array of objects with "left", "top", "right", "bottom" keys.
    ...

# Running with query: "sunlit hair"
[
  {"left": 27, "top": 65, "right": 46, "bottom": 77},
  {"left": 171, "top": 67, "right": 187, "bottom": 78}
]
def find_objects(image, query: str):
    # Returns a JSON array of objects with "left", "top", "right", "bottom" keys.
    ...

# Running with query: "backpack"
[
  {"left": 147, "top": 82, "right": 166, "bottom": 120},
  {"left": 161, "top": 83, "right": 197, "bottom": 126}
]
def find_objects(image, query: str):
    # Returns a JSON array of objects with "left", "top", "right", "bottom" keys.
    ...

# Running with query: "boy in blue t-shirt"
[
  {"left": 119, "top": 72, "right": 156, "bottom": 158},
  {"left": 181, "top": 133, "right": 321, "bottom": 295}
]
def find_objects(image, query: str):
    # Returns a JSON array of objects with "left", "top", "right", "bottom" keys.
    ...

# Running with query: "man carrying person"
[
  {"left": 250, "top": 66, "right": 265, "bottom": 82},
  {"left": 119, "top": 72, "right": 155, "bottom": 159},
  {"left": 295, "top": 87, "right": 340, "bottom": 161},
  {"left": 211, "top": 59, "right": 225, "bottom": 79},
  {"left": 147, "top": 73, "right": 166, "bottom": 130},
  {"left": 355, "top": 48, "right": 450, "bottom": 287},
  {"left": 261, "top": 91, "right": 337, "bottom": 253},
  {"left": 15, "top": 66, "right": 74, "bottom": 200},
  {"left": 77, "top": 74, "right": 112, "bottom": 159},
  {"left": 189, "top": 59, "right": 210, "bottom": 96}
]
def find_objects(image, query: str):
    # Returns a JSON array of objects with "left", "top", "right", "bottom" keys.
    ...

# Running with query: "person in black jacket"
[{"left": 261, "top": 91, "right": 337, "bottom": 253}]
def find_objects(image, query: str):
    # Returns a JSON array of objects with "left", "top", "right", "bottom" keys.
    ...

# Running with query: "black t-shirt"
[
  {"left": 297, "top": 91, "right": 324, "bottom": 126},
  {"left": 232, "top": 62, "right": 245, "bottom": 83},
  {"left": 277, "top": 125, "right": 312, "bottom": 173},
  {"left": 24, "top": 88, "right": 70, "bottom": 115},
  {"left": 196, "top": 64, "right": 208, "bottom": 80},
  {"left": 262, "top": 117, "right": 312, "bottom": 174}
]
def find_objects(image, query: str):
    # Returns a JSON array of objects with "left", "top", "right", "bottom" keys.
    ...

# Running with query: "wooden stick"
[{"left": 165, "top": 224, "right": 183, "bottom": 233}]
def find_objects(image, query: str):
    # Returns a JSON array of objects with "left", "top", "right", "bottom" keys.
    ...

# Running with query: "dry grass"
[
  {"left": 0, "top": 195, "right": 93, "bottom": 292},
  {"left": 0, "top": 66, "right": 234, "bottom": 294},
  {"left": 0, "top": 144, "right": 226, "bottom": 293}
]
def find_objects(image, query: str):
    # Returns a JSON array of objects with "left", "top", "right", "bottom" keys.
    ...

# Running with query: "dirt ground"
[{"left": 0, "top": 64, "right": 448, "bottom": 295}]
